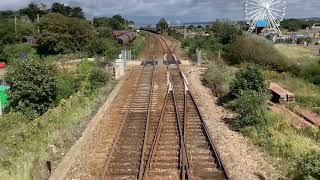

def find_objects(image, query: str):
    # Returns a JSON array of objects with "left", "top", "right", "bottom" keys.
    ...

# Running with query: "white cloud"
[{"left": 0, "top": 0, "right": 319, "bottom": 24}]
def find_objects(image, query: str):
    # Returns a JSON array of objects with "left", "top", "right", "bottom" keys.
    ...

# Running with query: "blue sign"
[{"left": 256, "top": 20, "right": 269, "bottom": 28}]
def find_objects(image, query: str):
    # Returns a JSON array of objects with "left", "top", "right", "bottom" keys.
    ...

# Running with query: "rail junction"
[{"left": 100, "top": 32, "right": 230, "bottom": 180}]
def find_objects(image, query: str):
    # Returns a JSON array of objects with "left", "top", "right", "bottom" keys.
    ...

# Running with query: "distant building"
[
  {"left": 312, "top": 23, "right": 320, "bottom": 30},
  {"left": 310, "top": 24, "right": 320, "bottom": 39}
]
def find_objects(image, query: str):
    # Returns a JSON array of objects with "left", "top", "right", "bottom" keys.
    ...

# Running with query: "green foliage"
[
  {"left": 168, "top": 29, "right": 184, "bottom": 41},
  {"left": 183, "top": 35, "right": 222, "bottom": 59},
  {"left": 300, "top": 60, "right": 320, "bottom": 85},
  {"left": 297, "top": 37, "right": 313, "bottom": 44},
  {"left": 299, "top": 150, "right": 320, "bottom": 179},
  {"left": 231, "top": 65, "right": 268, "bottom": 96},
  {"left": 227, "top": 90, "right": 269, "bottom": 128},
  {"left": 88, "top": 67, "right": 109, "bottom": 89},
  {"left": 19, "top": 3, "right": 41, "bottom": 22},
  {"left": 0, "top": 10, "right": 15, "bottom": 19},
  {"left": 0, "top": 19, "right": 34, "bottom": 52},
  {"left": 0, "top": 80, "right": 114, "bottom": 179},
  {"left": 93, "top": 15, "right": 127, "bottom": 30},
  {"left": 37, "top": 13, "right": 94, "bottom": 55},
  {"left": 93, "top": 17, "right": 110, "bottom": 28},
  {"left": 75, "top": 60, "right": 109, "bottom": 92},
  {"left": 228, "top": 90, "right": 269, "bottom": 116},
  {"left": 156, "top": 18, "right": 169, "bottom": 32},
  {"left": 282, "top": 19, "right": 320, "bottom": 31},
  {"left": 86, "top": 36, "right": 121, "bottom": 58},
  {"left": 51, "top": 3, "right": 84, "bottom": 19},
  {"left": 109, "top": 15, "right": 126, "bottom": 30},
  {"left": 225, "top": 35, "right": 292, "bottom": 72},
  {"left": 6, "top": 59, "right": 58, "bottom": 117},
  {"left": 202, "top": 59, "right": 232, "bottom": 97},
  {"left": 130, "top": 33, "right": 145, "bottom": 59},
  {"left": 1, "top": 43, "right": 37, "bottom": 63},
  {"left": 56, "top": 70, "right": 77, "bottom": 101},
  {"left": 76, "top": 60, "right": 95, "bottom": 80},
  {"left": 211, "top": 20, "right": 242, "bottom": 44}
]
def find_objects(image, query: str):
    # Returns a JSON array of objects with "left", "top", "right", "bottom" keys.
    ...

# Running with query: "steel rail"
[
  {"left": 100, "top": 50, "right": 155, "bottom": 179},
  {"left": 138, "top": 63, "right": 155, "bottom": 180},
  {"left": 99, "top": 66, "right": 145, "bottom": 180},
  {"left": 156, "top": 33, "right": 231, "bottom": 180},
  {"left": 171, "top": 79, "right": 189, "bottom": 180},
  {"left": 170, "top": 41, "right": 232, "bottom": 180},
  {"left": 144, "top": 86, "right": 170, "bottom": 171}
]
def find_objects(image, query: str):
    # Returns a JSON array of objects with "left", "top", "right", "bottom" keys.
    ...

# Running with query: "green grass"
[
  {"left": 237, "top": 100, "right": 320, "bottom": 178},
  {"left": 130, "top": 32, "right": 146, "bottom": 59},
  {"left": 0, "top": 81, "right": 116, "bottom": 180},
  {"left": 274, "top": 44, "right": 319, "bottom": 64}
]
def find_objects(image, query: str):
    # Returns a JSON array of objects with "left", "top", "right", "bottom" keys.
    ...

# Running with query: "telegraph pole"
[
  {"left": 37, "top": 14, "right": 40, "bottom": 34},
  {"left": 14, "top": 16, "right": 17, "bottom": 37}
]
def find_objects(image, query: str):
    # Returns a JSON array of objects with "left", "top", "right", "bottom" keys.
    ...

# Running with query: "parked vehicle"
[
  {"left": 112, "top": 30, "right": 127, "bottom": 38},
  {"left": 117, "top": 32, "right": 137, "bottom": 45}
]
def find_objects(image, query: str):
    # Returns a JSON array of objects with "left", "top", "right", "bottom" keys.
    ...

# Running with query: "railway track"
[
  {"left": 100, "top": 65, "right": 155, "bottom": 179},
  {"left": 100, "top": 32, "right": 230, "bottom": 180},
  {"left": 154, "top": 33, "right": 231, "bottom": 180}
]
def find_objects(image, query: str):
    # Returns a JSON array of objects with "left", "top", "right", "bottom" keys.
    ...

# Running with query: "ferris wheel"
[{"left": 244, "top": 0, "right": 287, "bottom": 34}]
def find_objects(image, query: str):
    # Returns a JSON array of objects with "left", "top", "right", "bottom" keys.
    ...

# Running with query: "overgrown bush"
[
  {"left": 37, "top": 13, "right": 95, "bottom": 55},
  {"left": 75, "top": 60, "right": 110, "bottom": 93},
  {"left": 6, "top": 59, "right": 58, "bottom": 117},
  {"left": 88, "top": 67, "right": 109, "bottom": 89},
  {"left": 202, "top": 59, "right": 232, "bottom": 97},
  {"left": 297, "top": 37, "right": 313, "bottom": 44},
  {"left": 299, "top": 150, "right": 320, "bottom": 179},
  {"left": 299, "top": 60, "right": 320, "bottom": 85},
  {"left": 211, "top": 21, "right": 242, "bottom": 44},
  {"left": 225, "top": 35, "right": 292, "bottom": 72},
  {"left": 182, "top": 35, "right": 223, "bottom": 59},
  {"left": 231, "top": 65, "right": 268, "bottom": 96},
  {"left": 227, "top": 90, "right": 269, "bottom": 129},
  {"left": 56, "top": 70, "right": 77, "bottom": 101},
  {"left": 1, "top": 43, "right": 37, "bottom": 63}
]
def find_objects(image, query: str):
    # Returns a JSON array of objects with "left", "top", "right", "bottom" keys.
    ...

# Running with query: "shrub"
[
  {"left": 231, "top": 65, "right": 268, "bottom": 96},
  {"left": 183, "top": 35, "right": 223, "bottom": 59},
  {"left": 202, "top": 59, "right": 232, "bottom": 97},
  {"left": 297, "top": 37, "right": 313, "bottom": 44},
  {"left": 1, "top": 43, "right": 37, "bottom": 63},
  {"left": 227, "top": 90, "right": 269, "bottom": 129},
  {"left": 76, "top": 59, "right": 95, "bottom": 81},
  {"left": 299, "top": 150, "right": 320, "bottom": 179},
  {"left": 211, "top": 21, "right": 242, "bottom": 44},
  {"left": 88, "top": 67, "right": 109, "bottom": 89},
  {"left": 225, "top": 35, "right": 291, "bottom": 71},
  {"left": 37, "top": 13, "right": 95, "bottom": 55},
  {"left": 299, "top": 60, "right": 320, "bottom": 85},
  {"left": 57, "top": 70, "right": 77, "bottom": 101},
  {"left": 6, "top": 59, "right": 58, "bottom": 117}
]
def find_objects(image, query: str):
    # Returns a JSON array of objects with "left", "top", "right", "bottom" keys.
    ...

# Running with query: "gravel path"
[{"left": 183, "top": 66, "right": 284, "bottom": 180}]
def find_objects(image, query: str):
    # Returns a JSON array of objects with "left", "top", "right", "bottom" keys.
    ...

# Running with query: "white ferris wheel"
[{"left": 244, "top": 0, "right": 287, "bottom": 34}]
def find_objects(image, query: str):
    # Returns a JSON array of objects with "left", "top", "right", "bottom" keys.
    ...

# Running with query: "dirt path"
[{"left": 182, "top": 66, "right": 283, "bottom": 180}]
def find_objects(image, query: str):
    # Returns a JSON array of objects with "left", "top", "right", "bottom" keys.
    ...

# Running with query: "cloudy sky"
[{"left": 0, "top": 0, "right": 319, "bottom": 25}]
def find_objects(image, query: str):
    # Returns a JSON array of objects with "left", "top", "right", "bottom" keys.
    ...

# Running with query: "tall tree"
[
  {"left": 109, "top": 15, "right": 126, "bottom": 30},
  {"left": 19, "top": 3, "right": 40, "bottom": 22},
  {"left": 156, "top": 18, "right": 169, "bottom": 32},
  {"left": 71, "top": 7, "right": 85, "bottom": 19},
  {"left": 37, "top": 13, "right": 94, "bottom": 55},
  {"left": 51, "top": 3, "right": 85, "bottom": 19}
]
